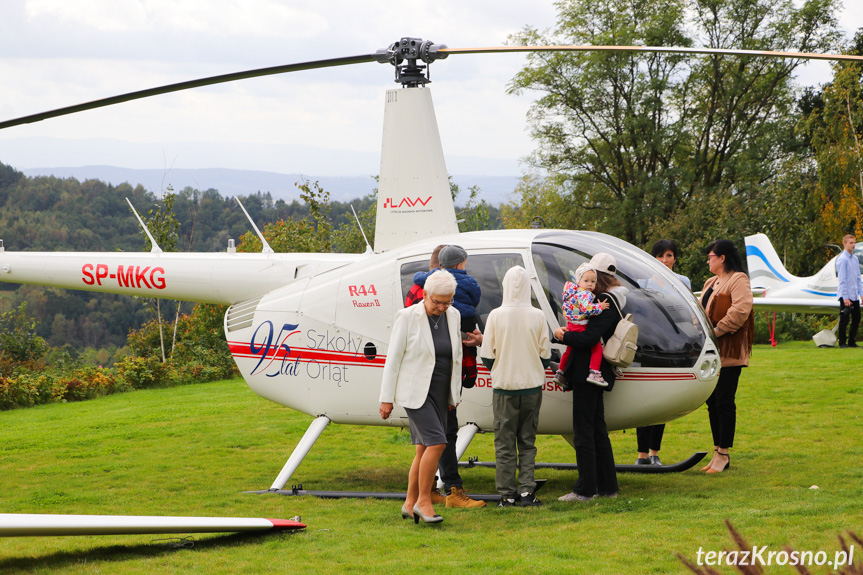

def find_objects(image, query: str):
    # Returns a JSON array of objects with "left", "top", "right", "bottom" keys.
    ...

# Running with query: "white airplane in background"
[{"left": 745, "top": 233, "right": 863, "bottom": 314}]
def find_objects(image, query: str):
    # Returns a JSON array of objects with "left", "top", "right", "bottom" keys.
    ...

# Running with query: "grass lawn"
[{"left": 1, "top": 342, "right": 861, "bottom": 573}]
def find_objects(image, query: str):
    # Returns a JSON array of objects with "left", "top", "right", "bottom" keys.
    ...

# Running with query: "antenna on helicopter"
[
  {"left": 350, "top": 205, "right": 373, "bottom": 255},
  {"left": 234, "top": 197, "right": 274, "bottom": 254},
  {"left": 529, "top": 216, "right": 546, "bottom": 229},
  {"left": 125, "top": 198, "right": 162, "bottom": 253}
]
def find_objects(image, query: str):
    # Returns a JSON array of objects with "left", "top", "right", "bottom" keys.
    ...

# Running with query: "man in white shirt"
[{"left": 836, "top": 234, "right": 863, "bottom": 348}]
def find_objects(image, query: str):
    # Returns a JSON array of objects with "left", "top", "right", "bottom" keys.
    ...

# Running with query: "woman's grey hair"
[{"left": 424, "top": 269, "right": 457, "bottom": 297}]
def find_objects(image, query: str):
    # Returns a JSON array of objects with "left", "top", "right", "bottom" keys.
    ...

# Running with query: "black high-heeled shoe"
[
  {"left": 706, "top": 452, "right": 730, "bottom": 474},
  {"left": 401, "top": 505, "right": 413, "bottom": 520},
  {"left": 413, "top": 504, "right": 443, "bottom": 524}
]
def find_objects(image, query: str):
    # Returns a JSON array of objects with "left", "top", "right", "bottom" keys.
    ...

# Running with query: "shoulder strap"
[{"left": 604, "top": 293, "right": 625, "bottom": 320}]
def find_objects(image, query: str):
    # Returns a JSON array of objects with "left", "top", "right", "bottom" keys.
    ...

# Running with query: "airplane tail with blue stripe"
[{"left": 744, "top": 233, "right": 799, "bottom": 290}]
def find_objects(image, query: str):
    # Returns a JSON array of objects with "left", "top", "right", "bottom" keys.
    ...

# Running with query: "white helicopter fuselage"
[{"left": 226, "top": 228, "right": 719, "bottom": 434}]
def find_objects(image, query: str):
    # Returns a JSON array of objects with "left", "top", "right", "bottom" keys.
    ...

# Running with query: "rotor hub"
[{"left": 375, "top": 37, "right": 448, "bottom": 87}]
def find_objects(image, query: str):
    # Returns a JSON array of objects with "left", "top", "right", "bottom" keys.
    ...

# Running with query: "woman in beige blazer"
[
  {"left": 379, "top": 270, "right": 463, "bottom": 524},
  {"left": 700, "top": 239, "right": 754, "bottom": 474}
]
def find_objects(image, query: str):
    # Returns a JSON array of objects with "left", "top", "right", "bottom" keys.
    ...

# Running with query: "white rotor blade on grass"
[{"left": 0, "top": 514, "right": 304, "bottom": 537}]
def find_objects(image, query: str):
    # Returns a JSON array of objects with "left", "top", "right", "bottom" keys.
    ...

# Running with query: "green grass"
[{"left": 1, "top": 342, "right": 861, "bottom": 573}]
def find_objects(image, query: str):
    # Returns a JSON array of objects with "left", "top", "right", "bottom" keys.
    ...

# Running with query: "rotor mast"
[{"left": 375, "top": 37, "right": 449, "bottom": 87}]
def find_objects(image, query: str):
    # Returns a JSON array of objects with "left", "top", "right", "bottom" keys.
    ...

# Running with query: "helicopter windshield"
[{"left": 531, "top": 232, "right": 708, "bottom": 368}]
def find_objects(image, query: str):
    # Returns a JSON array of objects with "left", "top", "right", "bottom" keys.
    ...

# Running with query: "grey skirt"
[{"left": 404, "top": 396, "right": 448, "bottom": 446}]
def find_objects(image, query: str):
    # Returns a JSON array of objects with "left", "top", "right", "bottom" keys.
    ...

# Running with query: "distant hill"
[{"left": 21, "top": 166, "right": 521, "bottom": 205}]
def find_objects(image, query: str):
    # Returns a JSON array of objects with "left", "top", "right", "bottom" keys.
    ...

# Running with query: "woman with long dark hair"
[
  {"left": 635, "top": 239, "right": 691, "bottom": 466},
  {"left": 554, "top": 253, "right": 627, "bottom": 500},
  {"left": 699, "top": 240, "right": 754, "bottom": 474}
]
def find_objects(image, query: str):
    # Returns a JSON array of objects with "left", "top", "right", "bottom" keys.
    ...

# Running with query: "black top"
[
  {"left": 560, "top": 292, "right": 623, "bottom": 391},
  {"left": 701, "top": 286, "right": 714, "bottom": 308},
  {"left": 427, "top": 312, "right": 452, "bottom": 416}
]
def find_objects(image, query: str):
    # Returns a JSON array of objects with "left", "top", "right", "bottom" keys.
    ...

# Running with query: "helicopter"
[{"left": 2, "top": 38, "right": 862, "bottom": 495}]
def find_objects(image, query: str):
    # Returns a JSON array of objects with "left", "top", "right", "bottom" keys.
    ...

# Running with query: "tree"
[
  {"left": 141, "top": 190, "right": 181, "bottom": 362},
  {"left": 237, "top": 180, "right": 335, "bottom": 254},
  {"left": 801, "top": 29, "right": 863, "bottom": 242},
  {"left": 0, "top": 303, "right": 48, "bottom": 377},
  {"left": 501, "top": 173, "right": 576, "bottom": 230},
  {"left": 507, "top": 0, "right": 840, "bottom": 247}
]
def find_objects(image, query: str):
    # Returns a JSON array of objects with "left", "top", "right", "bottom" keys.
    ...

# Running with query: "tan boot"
[
  {"left": 445, "top": 486, "right": 486, "bottom": 508},
  {"left": 430, "top": 487, "right": 447, "bottom": 504}
]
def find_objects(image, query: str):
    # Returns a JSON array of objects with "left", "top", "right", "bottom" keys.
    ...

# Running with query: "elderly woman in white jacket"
[{"left": 379, "top": 270, "right": 462, "bottom": 525}]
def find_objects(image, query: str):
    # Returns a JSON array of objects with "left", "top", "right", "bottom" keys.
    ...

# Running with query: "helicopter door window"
[
  {"left": 531, "top": 234, "right": 708, "bottom": 369},
  {"left": 399, "top": 253, "right": 529, "bottom": 331}
]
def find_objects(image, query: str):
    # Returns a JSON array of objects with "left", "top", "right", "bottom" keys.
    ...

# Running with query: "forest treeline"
[
  {"left": 0, "top": 162, "right": 498, "bottom": 354},
  {"left": 0, "top": 164, "right": 374, "bottom": 352}
]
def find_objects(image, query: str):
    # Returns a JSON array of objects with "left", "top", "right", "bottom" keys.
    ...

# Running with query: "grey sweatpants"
[{"left": 492, "top": 390, "right": 542, "bottom": 498}]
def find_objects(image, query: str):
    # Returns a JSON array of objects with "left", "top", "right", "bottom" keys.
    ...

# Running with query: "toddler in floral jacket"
[{"left": 554, "top": 262, "right": 609, "bottom": 389}]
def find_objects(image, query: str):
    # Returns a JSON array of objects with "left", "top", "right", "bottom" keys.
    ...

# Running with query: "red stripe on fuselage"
[{"left": 228, "top": 341, "right": 386, "bottom": 366}]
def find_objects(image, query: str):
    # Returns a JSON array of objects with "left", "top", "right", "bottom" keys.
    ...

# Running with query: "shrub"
[
  {"left": 114, "top": 355, "right": 171, "bottom": 389},
  {"left": 0, "top": 303, "right": 48, "bottom": 377},
  {"left": 126, "top": 303, "right": 238, "bottom": 384},
  {"left": 0, "top": 375, "right": 39, "bottom": 410},
  {"left": 0, "top": 367, "right": 119, "bottom": 410},
  {"left": 55, "top": 367, "right": 117, "bottom": 401},
  {"left": 753, "top": 311, "right": 836, "bottom": 344}
]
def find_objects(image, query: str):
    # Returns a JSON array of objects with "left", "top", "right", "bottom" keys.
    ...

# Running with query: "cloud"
[
  {"left": 24, "top": 0, "right": 327, "bottom": 37},
  {"left": 3, "top": 0, "right": 861, "bottom": 177}
]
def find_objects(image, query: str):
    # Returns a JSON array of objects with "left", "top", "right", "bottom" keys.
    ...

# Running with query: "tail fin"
[
  {"left": 374, "top": 87, "right": 459, "bottom": 253},
  {"left": 744, "top": 233, "right": 799, "bottom": 289}
]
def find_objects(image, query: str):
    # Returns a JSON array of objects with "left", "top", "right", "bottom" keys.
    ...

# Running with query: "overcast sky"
[{"left": 0, "top": 0, "right": 860, "bottom": 177}]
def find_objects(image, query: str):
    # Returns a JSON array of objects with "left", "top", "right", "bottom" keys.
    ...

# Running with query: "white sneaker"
[
  {"left": 586, "top": 369, "right": 608, "bottom": 388},
  {"left": 558, "top": 492, "right": 597, "bottom": 502}
]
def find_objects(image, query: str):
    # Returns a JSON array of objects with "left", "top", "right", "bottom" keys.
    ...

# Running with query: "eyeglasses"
[
  {"left": 428, "top": 297, "right": 453, "bottom": 308},
  {"left": 707, "top": 254, "right": 720, "bottom": 261}
]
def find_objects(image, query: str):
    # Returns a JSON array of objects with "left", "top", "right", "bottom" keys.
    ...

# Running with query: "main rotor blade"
[
  {"left": 440, "top": 45, "right": 863, "bottom": 62},
  {"left": 4, "top": 43, "right": 859, "bottom": 131},
  {"left": 0, "top": 53, "right": 379, "bottom": 130}
]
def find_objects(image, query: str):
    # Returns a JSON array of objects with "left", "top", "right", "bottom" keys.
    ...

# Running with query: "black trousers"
[
  {"left": 571, "top": 381, "right": 619, "bottom": 497},
  {"left": 838, "top": 298, "right": 861, "bottom": 346},
  {"left": 706, "top": 366, "right": 742, "bottom": 449},
  {"left": 636, "top": 424, "right": 665, "bottom": 453},
  {"left": 437, "top": 407, "right": 462, "bottom": 493}
]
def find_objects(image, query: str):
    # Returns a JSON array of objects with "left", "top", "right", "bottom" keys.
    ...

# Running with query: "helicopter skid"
[
  {"left": 246, "top": 479, "right": 546, "bottom": 502},
  {"left": 456, "top": 451, "right": 708, "bottom": 474}
]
